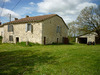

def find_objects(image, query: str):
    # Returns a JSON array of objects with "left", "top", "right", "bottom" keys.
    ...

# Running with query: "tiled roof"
[{"left": 3, "top": 14, "right": 57, "bottom": 25}]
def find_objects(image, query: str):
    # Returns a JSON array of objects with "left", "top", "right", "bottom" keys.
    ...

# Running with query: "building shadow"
[{"left": 0, "top": 50, "right": 57, "bottom": 75}]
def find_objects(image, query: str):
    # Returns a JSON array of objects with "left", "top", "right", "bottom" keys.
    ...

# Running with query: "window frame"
[
  {"left": 8, "top": 25, "right": 13, "bottom": 32},
  {"left": 26, "top": 23, "right": 32, "bottom": 32},
  {"left": 9, "top": 35, "right": 13, "bottom": 41},
  {"left": 57, "top": 25, "right": 61, "bottom": 33}
]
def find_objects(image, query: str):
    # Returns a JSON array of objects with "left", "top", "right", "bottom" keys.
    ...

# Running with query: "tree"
[
  {"left": 76, "top": 5, "right": 100, "bottom": 39},
  {"left": 68, "top": 21, "right": 77, "bottom": 41}
]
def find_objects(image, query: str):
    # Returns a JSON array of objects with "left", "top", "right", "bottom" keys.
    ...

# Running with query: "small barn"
[{"left": 76, "top": 32, "right": 98, "bottom": 44}]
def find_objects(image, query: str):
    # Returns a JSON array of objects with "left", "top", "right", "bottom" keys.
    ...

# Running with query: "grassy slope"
[{"left": 0, "top": 44, "right": 100, "bottom": 75}]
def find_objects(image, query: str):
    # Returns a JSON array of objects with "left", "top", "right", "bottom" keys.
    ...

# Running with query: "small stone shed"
[{"left": 76, "top": 32, "right": 98, "bottom": 44}]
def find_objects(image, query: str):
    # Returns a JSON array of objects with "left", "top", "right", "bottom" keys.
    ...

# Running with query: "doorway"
[
  {"left": 78, "top": 38, "right": 87, "bottom": 44},
  {"left": 16, "top": 37, "right": 19, "bottom": 43},
  {"left": 57, "top": 38, "right": 59, "bottom": 43},
  {"left": 44, "top": 37, "right": 46, "bottom": 45},
  {"left": 63, "top": 37, "right": 69, "bottom": 44}
]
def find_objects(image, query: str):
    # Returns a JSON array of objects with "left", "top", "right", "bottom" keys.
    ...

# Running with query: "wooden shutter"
[
  {"left": 57, "top": 26, "right": 59, "bottom": 33},
  {"left": 12, "top": 25, "right": 13, "bottom": 32},
  {"left": 59, "top": 26, "right": 60, "bottom": 33},
  {"left": 26, "top": 23, "right": 28, "bottom": 32},
  {"left": 31, "top": 25, "right": 33, "bottom": 33}
]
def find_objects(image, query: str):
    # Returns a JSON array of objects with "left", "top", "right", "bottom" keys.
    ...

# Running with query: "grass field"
[{"left": 0, "top": 43, "right": 100, "bottom": 75}]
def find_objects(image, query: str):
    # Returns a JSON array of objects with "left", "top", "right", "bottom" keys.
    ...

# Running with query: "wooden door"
[
  {"left": 44, "top": 37, "right": 46, "bottom": 45},
  {"left": 63, "top": 37, "right": 69, "bottom": 44}
]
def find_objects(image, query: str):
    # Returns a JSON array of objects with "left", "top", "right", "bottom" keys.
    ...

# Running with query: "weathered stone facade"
[
  {"left": 42, "top": 16, "right": 68, "bottom": 44},
  {"left": 3, "top": 23, "right": 42, "bottom": 44},
  {"left": 2, "top": 14, "right": 68, "bottom": 44}
]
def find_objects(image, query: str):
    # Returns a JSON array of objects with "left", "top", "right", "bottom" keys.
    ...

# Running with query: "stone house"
[
  {"left": 2, "top": 14, "right": 69, "bottom": 44},
  {"left": 76, "top": 32, "right": 98, "bottom": 44}
]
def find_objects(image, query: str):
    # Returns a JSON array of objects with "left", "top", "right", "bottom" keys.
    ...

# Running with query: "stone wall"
[
  {"left": 3, "top": 22, "right": 42, "bottom": 44},
  {"left": 42, "top": 16, "right": 68, "bottom": 44},
  {"left": 3, "top": 16, "right": 68, "bottom": 44}
]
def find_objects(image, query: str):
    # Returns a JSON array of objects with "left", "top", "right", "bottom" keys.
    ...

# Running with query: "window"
[
  {"left": 26, "top": 23, "right": 33, "bottom": 32},
  {"left": 9, "top": 35, "right": 13, "bottom": 41},
  {"left": 57, "top": 26, "right": 59, "bottom": 33},
  {"left": 27, "top": 24, "right": 31, "bottom": 31},
  {"left": 57, "top": 26, "right": 61, "bottom": 33},
  {"left": 8, "top": 25, "right": 13, "bottom": 32}
]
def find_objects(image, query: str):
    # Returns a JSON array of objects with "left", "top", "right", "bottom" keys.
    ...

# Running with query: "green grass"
[{"left": 0, "top": 43, "right": 100, "bottom": 75}]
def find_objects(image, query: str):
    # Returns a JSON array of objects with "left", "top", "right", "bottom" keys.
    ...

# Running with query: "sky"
[{"left": 0, "top": 0, "right": 99, "bottom": 24}]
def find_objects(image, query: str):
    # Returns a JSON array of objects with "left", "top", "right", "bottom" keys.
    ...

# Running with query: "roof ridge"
[{"left": 3, "top": 14, "right": 57, "bottom": 25}]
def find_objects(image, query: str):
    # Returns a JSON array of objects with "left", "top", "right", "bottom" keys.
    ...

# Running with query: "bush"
[
  {"left": 0, "top": 36, "right": 2, "bottom": 39},
  {"left": 0, "top": 36, "right": 2, "bottom": 44}
]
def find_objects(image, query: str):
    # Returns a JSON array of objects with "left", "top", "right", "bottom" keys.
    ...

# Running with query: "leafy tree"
[
  {"left": 76, "top": 5, "right": 100, "bottom": 39},
  {"left": 68, "top": 21, "right": 77, "bottom": 42}
]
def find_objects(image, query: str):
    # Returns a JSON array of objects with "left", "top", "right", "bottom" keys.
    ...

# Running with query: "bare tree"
[{"left": 76, "top": 5, "right": 100, "bottom": 39}]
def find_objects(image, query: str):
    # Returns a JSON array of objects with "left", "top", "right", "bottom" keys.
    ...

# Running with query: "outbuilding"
[{"left": 76, "top": 32, "right": 98, "bottom": 44}]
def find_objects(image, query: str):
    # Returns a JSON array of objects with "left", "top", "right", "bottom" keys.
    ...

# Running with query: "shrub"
[{"left": 0, "top": 36, "right": 2, "bottom": 44}]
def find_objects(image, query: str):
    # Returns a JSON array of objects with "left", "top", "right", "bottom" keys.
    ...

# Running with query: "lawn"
[{"left": 0, "top": 43, "right": 100, "bottom": 75}]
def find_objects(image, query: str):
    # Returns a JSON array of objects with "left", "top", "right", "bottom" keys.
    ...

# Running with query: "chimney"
[
  {"left": 15, "top": 18, "right": 18, "bottom": 20},
  {"left": 26, "top": 15, "right": 29, "bottom": 18}
]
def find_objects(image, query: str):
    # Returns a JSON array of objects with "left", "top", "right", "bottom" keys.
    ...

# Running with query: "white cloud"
[
  {"left": 0, "top": 7, "right": 20, "bottom": 18},
  {"left": 37, "top": 0, "right": 97, "bottom": 23},
  {"left": 15, "top": 6, "right": 36, "bottom": 17},
  {"left": 14, "top": 2, "right": 37, "bottom": 18},
  {"left": 3, "top": 0, "right": 10, "bottom": 2},
  {"left": 29, "top": 2, "right": 35, "bottom": 6}
]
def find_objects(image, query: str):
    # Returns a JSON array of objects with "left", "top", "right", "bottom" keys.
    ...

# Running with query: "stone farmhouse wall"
[
  {"left": 3, "top": 23, "right": 42, "bottom": 44},
  {"left": 42, "top": 16, "right": 68, "bottom": 44},
  {"left": 3, "top": 16, "right": 68, "bottom": 44}
]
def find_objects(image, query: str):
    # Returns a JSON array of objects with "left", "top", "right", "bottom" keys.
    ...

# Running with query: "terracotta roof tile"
[{"left": 3, "top": 14, "right": 57, "bottom": 25}]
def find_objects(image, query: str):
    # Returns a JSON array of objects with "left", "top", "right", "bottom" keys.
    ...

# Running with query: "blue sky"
[{"left": 0, "top": 0, "right": 99, "bottom": 24}]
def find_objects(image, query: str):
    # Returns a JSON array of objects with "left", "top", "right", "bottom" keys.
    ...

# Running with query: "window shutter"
[
  {"left": 29, "top": 24, "right": 31, "bottom": 31},
  {"left": 31, "top": 25, "right": 33, "bottom": 33},
  {"left": 26, "top": 24, "right": 28, "bottom": 32},
  {"left": 57, "top": 26, "right": 59, "bottom": 33},
  {"left": 12, "top": 25, "right": 13, "bottom": 32},
  {"left": 60, "top": 27, "right": 62, "bottom": 33},
  {"left": 59, "top": 26, "right": 60, "bottom": 33}
]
